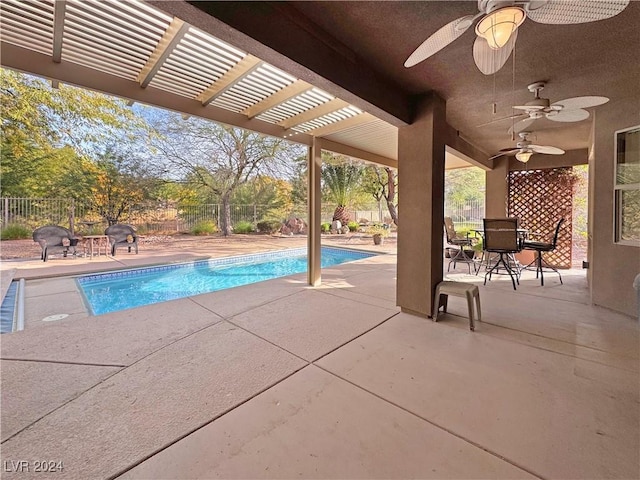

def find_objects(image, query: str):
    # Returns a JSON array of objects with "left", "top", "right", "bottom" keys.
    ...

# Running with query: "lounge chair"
[
  {"left": 32, "top": 225, "right": 79, "bottom": 262},
  {"left": 105, "top": 224, "right": 139, "bottom": 256}
]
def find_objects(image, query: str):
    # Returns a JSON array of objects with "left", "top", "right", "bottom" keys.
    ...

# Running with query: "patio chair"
[
  {"left": 32, "top": 225, "right": 79, "bottom": 262},
  {"left": 522, "top": 218, "right": 565, "bottom": 286},
  {"left": 105, "top": 224, "right": 139, "bottom": 256},
  {"left": 444, "top": 217, "right": 476, "bottom": 274},
  {"left": 483, "top": 218, "right": 521, "bottom": 290}
]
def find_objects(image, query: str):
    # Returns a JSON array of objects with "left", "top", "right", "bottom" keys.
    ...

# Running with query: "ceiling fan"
[
  {"left": 404, "top": 0, "right": 630, "bottom": 75},
  {"left": 490, "top": 131, "right": 564, "bottom": 163},
  {"left": 493, "top": 81, "right": 610, "bottom": 134}
]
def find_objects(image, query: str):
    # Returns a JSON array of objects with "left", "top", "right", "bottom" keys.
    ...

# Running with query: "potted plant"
[
  {"left": 471, "top": 237, "right": 483, "bottom": 259},
  {"left": 367, "top": 224, "right": 389, "bottom": 245}
]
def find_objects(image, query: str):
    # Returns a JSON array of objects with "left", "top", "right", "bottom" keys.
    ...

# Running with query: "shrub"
[
  {"left": 347, "top": 221, "right": 359, "bottom": 232},
  {"left": 191, "top": 220, "right": 217, "bottom": 236},
  {"left": 366, "top": 224, "right": 389, "bottom": 237},
  {"left": 1, "top": 223, "right": 31, "bottom": 240},
  {"left": 133, "top": 224, "right": 149, "bottom": 235},
  {"left": 233, "top": 221, "right": 254, "bottom": 234},
  {"left": 321, "top": 222, "right": 331, "bottom": 233},
  {"left": 257, "top": 220, "right": 282, "bottom": 234}
]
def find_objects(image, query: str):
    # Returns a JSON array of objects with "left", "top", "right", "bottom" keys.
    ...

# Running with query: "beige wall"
[
  {"left": 397, "top": 94, "right": 446, "bottom": 317},
  {"left": 591, "top": 102, "right": 640, "bottom": 317},
  {"left": 485, "top": 157, "right": 509, "bottom": 217}
]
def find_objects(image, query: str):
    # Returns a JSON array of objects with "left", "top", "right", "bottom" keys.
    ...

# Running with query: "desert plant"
[
  {"left": 366, "top": 224, "right": 389, "bottom": 237},
  {"left": 257, "top": 220, "right": 282, "bottom": 234},
  {"left": 321, "top": 222, "right": 331, "bottom": 233},
  {"left": 1, "top": 223, "right": 31, "bottom": 240},
  {"left": 191, "top": 220, "right": 217, "bottom": 236},
  {"left": 233, "top": 221, "right": 254, "bottom": 234},
  {"left": 347, "top": 221, "right": 359, "bottom": 232}
]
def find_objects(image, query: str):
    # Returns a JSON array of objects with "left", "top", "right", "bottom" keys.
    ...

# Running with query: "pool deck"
[{"left": 1, "top": 235, "right": 638, "bottom": 479}]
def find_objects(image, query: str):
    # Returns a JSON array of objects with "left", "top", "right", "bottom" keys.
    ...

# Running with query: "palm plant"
[{"left": 321, "top": 158, "right": 364, "bottom": 224}]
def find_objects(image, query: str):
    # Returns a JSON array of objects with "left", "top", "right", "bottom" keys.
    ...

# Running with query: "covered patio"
[
  {"left": 2, "top": 0, "right": 638, "bottom": 316},
  {"left": 1, "top": 0, "right": 639, "bottom": 478},
  {"left": 1, "top": 240, "right": 637, "bottom": 479}
]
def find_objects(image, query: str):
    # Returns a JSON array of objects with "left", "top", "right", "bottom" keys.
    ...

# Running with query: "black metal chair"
[
  {"left": 444, "top": 216, "right": 476, "bottom": 274},
  {"left": 483, "top": 218, "right": 521, "bottom": 290},
  {"left": 522, "top": 218, "right": 565, "bottom": 286}
]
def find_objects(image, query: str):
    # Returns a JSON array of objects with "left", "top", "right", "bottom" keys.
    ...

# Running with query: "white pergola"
[{"left": 1, "top": 0, "right": 403, "bottom": 166}]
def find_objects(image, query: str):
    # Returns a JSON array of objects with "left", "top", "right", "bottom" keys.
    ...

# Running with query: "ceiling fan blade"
[
  {"left": 530, "top": 145, "right": 565, "bottom": 155},
  {"left": 547, "top": 108, "right": 590, "bottom": 122},
  {"left": 404, "top": 15, "right": 475, "bottom": 67},
  {"left": 472, "top": 28, "right": 517, "bottom": 75},
  {"left": 476, "top": 112, "right": 526, "bottom": 127},
  {"left": 551, "top": 96, "right": 609, "bottom": 110},
  {"left": 512, "top": 105, "right": 545, "bottom": 111},
  {"left": 526, "top": 0, "right": 629, "bottom": 24},
  {"left": 490, "top": 149, "right": 518, "bottom": 160},
  {"left": 508, "top": 117, "right": 535, "bottom": 135}
]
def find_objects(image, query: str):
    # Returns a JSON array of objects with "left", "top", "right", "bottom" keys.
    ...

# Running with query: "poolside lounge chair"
[
  {"left": 33, "top": 225, "right": 79, "bottom": 262},
  {"left": 105, "top": 224, "right": 139, "bottom": 256}
]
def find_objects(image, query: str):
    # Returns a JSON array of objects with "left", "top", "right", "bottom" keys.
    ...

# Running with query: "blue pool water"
[
  {"left": 77, "top": 247, "right": 375, "bottom": 315},
  {"left": 0, "top": 281, "right": 18, "bottom": 334}
]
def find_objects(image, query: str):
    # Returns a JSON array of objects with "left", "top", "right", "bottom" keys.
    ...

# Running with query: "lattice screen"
[{"left": 508, "top": 168, "right": 576, "bottom": 269}]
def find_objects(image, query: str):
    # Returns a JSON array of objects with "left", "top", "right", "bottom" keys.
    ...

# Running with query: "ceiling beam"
[
  {"left": 197, "top": 54, "right": 262, "bottom": 105},
  {"left": 137, "top": 17, "right": 190, "bottom": 88},
  {"left": 242, "top": 79, "right": 313, "bottom": 119},
  {"left": 444, "top": 125, "right": 492, "bottom": 169},
  {"left": 319, "top": 138, "right": 397, "bottom": 169},
  {"left": 52, "top": 0, "right": 67, "bottom": 63},
  {"left": 293, "top": 112, "right": 378, "bottom": 138},
  {"left": 279, "top": 98, "right": 351, "bottom": 129}
]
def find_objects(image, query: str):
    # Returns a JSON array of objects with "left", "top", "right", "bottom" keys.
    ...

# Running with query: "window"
[{"left": 614, "top": 125, "right": 640, "bottom": 245}]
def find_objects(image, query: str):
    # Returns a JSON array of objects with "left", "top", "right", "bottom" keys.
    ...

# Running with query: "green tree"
[
  {"left": 1, "top": 69, "right": 151, "bottom": 198},
  {"left": 321, "top": 154, "right": 365, "bottom": 224},
  {"left": 152, "top": 114, "right": 302, "bottom": 235},
  {"left": 89, "top": 147, "right": 159, "bottom": 225},
  {"left": 444, "top": 167, "right": 485, "bottom": 203},
  {"left": 231, "top": 175, "right": 294, "bottom": 221},
  {"left": 362, "top": 165, "right": 398, "bottom": 226}
]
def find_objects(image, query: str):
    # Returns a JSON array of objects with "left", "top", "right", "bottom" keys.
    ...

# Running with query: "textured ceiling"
[{"left": 192, "top": 1, "right": 640, "bottom": 157}]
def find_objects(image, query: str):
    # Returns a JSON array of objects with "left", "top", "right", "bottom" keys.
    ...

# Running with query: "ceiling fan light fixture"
[
  {"left": 475, "top": 6, "right": 525, "bottom": 49},
  {"left": 515, "top": 149, "right": 533, "bottom": 163}
]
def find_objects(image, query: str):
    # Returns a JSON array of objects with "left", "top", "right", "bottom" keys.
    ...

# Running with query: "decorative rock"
[{"left": 280, "top": 217, "right": 307, "bottom": 235}]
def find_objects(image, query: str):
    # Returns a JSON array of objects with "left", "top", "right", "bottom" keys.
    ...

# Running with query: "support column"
[
  {"left": 307, "top": 138, "right": 322, "bottom": 286},
  {"left": 397, "top": 93, "right": 446, "bottom": 317},
  {"left": 485, "top": 156, "right": 509, "bottom": 217}
]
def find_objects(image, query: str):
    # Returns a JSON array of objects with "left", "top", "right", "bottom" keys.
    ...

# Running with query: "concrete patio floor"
[{"left": 0, "top": 236, "right": 638, "bottom": 479}]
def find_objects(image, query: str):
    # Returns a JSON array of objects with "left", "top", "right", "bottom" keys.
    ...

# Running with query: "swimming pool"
[{"left": 77, "top": 247, "right": 376, "bottom": 315}]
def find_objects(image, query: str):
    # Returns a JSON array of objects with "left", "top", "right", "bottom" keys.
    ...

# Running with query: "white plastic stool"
[{"left": 432, "top": 281, "right": 481, "bottom": 331}]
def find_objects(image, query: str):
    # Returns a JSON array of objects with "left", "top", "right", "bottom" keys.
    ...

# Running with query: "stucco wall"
[{"left": 591, "top": 102, "right": 640, "bottom": 318}]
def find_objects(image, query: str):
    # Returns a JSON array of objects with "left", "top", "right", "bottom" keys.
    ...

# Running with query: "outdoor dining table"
[{"left": 472, "top": 228, "right": 529, "bottom": 242}]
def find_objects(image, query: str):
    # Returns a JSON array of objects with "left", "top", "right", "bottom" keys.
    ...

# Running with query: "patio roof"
[{"left": 0, "top": 0, "right": 409, "bottom": 168}]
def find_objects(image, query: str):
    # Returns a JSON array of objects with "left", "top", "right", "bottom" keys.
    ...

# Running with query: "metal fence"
[
  {"left": 1, "top": 198, "right": 90, "bottom": 229},
  {"left": 0, "top": 197, "right": 389, "bottom": 234},
  {"left": 444, "top": 198, "right": 485, "bottom": 231}
]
